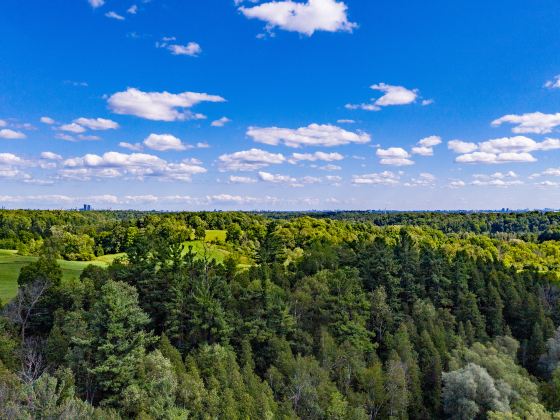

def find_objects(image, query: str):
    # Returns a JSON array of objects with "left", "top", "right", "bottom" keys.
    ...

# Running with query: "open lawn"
[
  {"left": 182, "top": 240, "right": 230, "bottom": 263},
  {"left": 0, "top": 250, "right": 121, "bottom": 303},
  {"left": 0, "top": 231, "right": 230, "bottom": 303},
  {"left": 205, "top": 229, "right": 227, "bottom": 243}
]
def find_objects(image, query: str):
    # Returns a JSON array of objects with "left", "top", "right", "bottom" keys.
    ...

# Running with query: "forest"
[{"left": 2, "top": 209, "right": 560, "bottom": 418}]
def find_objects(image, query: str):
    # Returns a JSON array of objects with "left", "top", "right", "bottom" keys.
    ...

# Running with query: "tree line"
[{"left": 2, "top": 211, "right": 560, "bottom": 418}]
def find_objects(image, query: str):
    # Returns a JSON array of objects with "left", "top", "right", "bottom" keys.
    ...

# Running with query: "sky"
[{"left": 1, "top": 0, "right": 560, "bottom": 211}]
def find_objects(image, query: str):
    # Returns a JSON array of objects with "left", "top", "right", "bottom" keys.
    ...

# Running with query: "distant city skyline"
[{"left": 2, "top": 0, "right": 560, "bottom": 210}]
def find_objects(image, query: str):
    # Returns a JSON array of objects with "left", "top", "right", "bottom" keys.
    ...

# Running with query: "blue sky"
[{"left": 1, "top": 0, "right": 560, "bottom": 210}]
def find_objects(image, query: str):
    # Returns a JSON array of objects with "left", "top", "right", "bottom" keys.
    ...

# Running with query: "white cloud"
[
  {"left": 325, "top": 175, "right": 342, "bottom": 183},
  {"left": 41, "top": 152, "right": 63, "bottom": 161},
  {"left": 0, "top": 153, "right": 32, "bottom": 181},
  {"left": 119, "top": 142, "right": 144, "bottom": 151},
  {"left": 448, "top": 180, "right": 466, "bottom": 188},
  {"left": 156, "top": 38, "right": 202, "bottom": 57},
  {"left": 352, "top": 171, "right": 400, "bottom": 185},
  {"left": 471, "top": 178, "right": 523, "bottom": 187},
  {"left": 211, "top": 117, "right": 231, "bottom": 127},
  {"left": 336, "top": 119, "right": 355, "bottom": 124},
  {"left": 404, "top": 173, "right": 436, "bottom": 187},
  {"left": 107, "top": 88, "right": 225, "bottom": 121},
  {"left": 229, "top": 175, "right": 257, "bottom": 184},
  {"left": 371, "top": 83, "right": 418, "bottom": 107},
  {"left": 0, "top": 129, "right": 26, "bottom": 139},
  {"left": 545, "top": 75, "right": 560, "bottom": 89},
  {"left": 59, "top": 123, "right": 86, "bottom": 133},
  {"left": 143, "top": 134, "right": 187, "bottom": 151},
  {"left": 218, "top": 148, "right": 285, "bottom": 171},
  {"left": 376, "top": 147, "right": 414, "bottom": 166},
  {"left": 258, "top": 171, "right": 299, "bottom": 185},
  {"left": 0, "top": 120, "right": 6, "bottom": 127},
  {"left": 412, "top": 135, "right": 441, "bottom": 156},
  {"left": 536, "top": 180, "right": 560, "bottom": 187},
  {"left": 61, "top": 151, "right": 206, "bottom": 182},
  {"left": 346, "top": 83, "right": 418, "bottom": 111},
  {"left": 491, "top": 112, "right": 560, "bottom": 134},
  {"left": 455, "top": 151, "right": 536, "bottom": 164},
  {"left": 239, "top": 0, "right": 357, "bottom": 36},
  {"left": 40, "top": 116, "right": 55, "bottom": 125},
  {"left": 448, "top": 140, "right": 478, "bottom": 154},
  {"left": 450, "top": 136, "right": 560, "bottom": 164},
  {"left": 411, "top": 146, "right": 433, "bottom": 156},
  {"left": 127, "top": 5, "right": 138, "bottom": 14},
  {"left": 88, "top": 0, "right": 104, "bottom": 8},
  {"left": 169, "top": 42, "right": 202, "bottom": 56},
  {"left": 74, "top": 117, "right": 119, "bottom": 130},
  {"left": 289, "top": 151, "right": 343, "bottom": 163},
  {"left": 418, "top": 135, "right": 442, "bottom": 147},
  {"left": 318, "top": 164, "right": 342, "bottom": 171},
  {"left": 421, "top": 99, "right": 434, "bottom": 106},
  {"left": 470, "top": 171, "right": 521, "bottom": 187},
  {"left": 105, "top": 11, "right": 125, "bottom": 20},
  {"left": 246, "top": 123, "right": 370, "bottom": 148},
  {"left": 0, "top": 153, "right": 25, "bottom": 166}
]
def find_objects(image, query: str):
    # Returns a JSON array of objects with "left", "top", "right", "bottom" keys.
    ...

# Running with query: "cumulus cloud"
[
  {"left": 105, "top": 11, "right": 125, "bottom": 20},
  {"left": 352, "top": 171, "right": 400, "bottom": 185},
  {"left": 411, "top": 135, "right": 441, "bottom": 156},
  {"left": 229, "top": 175, "right": 257, "bottom": 184},
  {"left": 289, "top": 151, "right": 343, "bottom": 163},
  {"left": 450, "top": 136, "right": 560, "bottom": 164},
  {"left": 318, "top": 164, "right": 342, "bottom": 171},
  {"left": 346, "top": 83, "right": 418, "bottom": 111},
  {"left": 471, "top": 172, "right": 523, "bottom": 187},
  {"left": 258, "top": 171, "right": 299, "bottom": 185},
  {"left": 40, "top": 116, "right": 55, "bottom": 125},
  {"left": 0, "top": 153, "right": 33, "bottom": 181},
  {"left": 127, "top": 5, "right": 138, "bottom": 14},
  {"left": 143, "top": 134, "right": 187, "bottom": 151},
  {"left": 41, "top": 152, "right": 63, "bottom": 161},
  {"left": 73, "top": 117, "right": 119, "bottom": 130},
  {"left": 157, "top": 38, "right": 202, "bottom": 57},
  {"left": 239, "top": 0, "right": 357, "bottom": 36},
  {"left": 59, "top": 123, "right": 86, "bottom": 133},
  {"left": 491, "top": 112, "right": 560, "bottom": 134},
  {"left": 246, "top": 123, "right": 370, "bottom": 148},
  {"left": 218, "top": 148, "right": 285, "bottom": 171},
  {"left": 455, "top": 151, "right": 536, "bottom": 164},
  {"left": 211, "top": 117, "right": 231, "bottom": 127},
  {"left": 448, "top": 180, "right": 466, "bottom": 188},
  {"left": 404, "top": 173, "right": 436, "bottom": 187},
  {"left": 448, "top": 140, "right": 478, "bottom": 154},
  {"left": 107, "top": 88, "right": 225, "bottom": 121},
  {"left": 60, "top": 151, "right": 206, "bottom": 182},
  {"left": 0, "top": 120, "right": 6, "bottom": 127},
  {"left": 88, "top": 0, "right": 104, "bottom": 8},
  {"left": 376, "top": 147, "right": 414, "bottom": 166},
  {"left": 0, "top": 129, "right": 26, "bottom": 139},
  {"left": 545, "top": 75, "right": 560, "bottom": 89},
  {"left": 119, "top": 142, "right": 144, "bottom": 151}
]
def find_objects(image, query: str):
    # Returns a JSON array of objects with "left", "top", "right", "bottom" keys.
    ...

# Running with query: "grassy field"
[
  {"left": 0, "top": 230, "right": 230, "bottom": 303},
  {"left": 205, "top": 229, "right": 227, "bottom": 243},
  {"left": 0, "top": 250, "right": 119, "bottom": 303}
]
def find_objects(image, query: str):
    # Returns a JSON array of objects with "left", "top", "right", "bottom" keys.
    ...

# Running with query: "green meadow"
[{"left": 0, "top": 230, "right": 230, "bottom": 303}]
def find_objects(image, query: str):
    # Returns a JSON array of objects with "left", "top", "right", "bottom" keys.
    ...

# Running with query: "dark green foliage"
[{"left": 1, "top": 210, "right": 560, "bottom": 418}]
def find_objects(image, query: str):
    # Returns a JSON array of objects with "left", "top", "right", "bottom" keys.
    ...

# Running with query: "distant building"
[{"left": 81, "top": 204, "right": 92, "bottom": 211}]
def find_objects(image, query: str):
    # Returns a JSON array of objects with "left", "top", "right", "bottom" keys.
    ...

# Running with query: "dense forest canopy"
[{"left": 2, "top": 210, "right": 560, "bottom": 418}]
